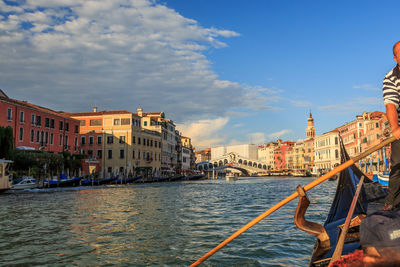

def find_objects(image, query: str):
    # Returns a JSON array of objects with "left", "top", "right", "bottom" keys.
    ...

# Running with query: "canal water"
[{"left": 0, "top": 177, "right": 338, "bottom": 266}]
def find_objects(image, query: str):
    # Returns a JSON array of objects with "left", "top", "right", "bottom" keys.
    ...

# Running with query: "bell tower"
[{"left": 306, "top": 112, "right": 315, "bottom": 139}]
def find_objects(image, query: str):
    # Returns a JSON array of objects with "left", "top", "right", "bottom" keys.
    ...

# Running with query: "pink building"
[{"left": 0, "top": 90, "right": 80, "bottom": 153}]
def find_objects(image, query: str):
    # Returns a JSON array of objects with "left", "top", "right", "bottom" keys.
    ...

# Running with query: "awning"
[{"left": 16, "top": 146, "right": 35, "bottom": 151}]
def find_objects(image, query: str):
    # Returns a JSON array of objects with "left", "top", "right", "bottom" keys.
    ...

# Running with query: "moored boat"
[
  {"left": 12, "top": 176, "right": 37, "bottom": 189},
  {"left": 376, "top": 171, "right": 389, "bottom": 187}
]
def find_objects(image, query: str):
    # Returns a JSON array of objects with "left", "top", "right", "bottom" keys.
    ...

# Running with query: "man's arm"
[{"left": 385, "top": 103, "right": 400, "bottom": 139}]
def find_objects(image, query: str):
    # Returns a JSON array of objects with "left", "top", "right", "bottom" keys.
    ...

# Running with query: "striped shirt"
[{"left": 383, "top": 65, "right": 400, "bottom": 123}]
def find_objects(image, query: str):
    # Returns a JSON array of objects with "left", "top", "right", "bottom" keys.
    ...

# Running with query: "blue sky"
[{"left": 0, "top": 0, "right": 399, "bottom": 149}]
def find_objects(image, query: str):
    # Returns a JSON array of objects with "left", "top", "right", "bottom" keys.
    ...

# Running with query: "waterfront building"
[
  {"left": 135, "top": 108, "right": 179, "bottom": 176},
  {"left": 66, "top": 109, "right": 161, "bottom": 178},
  {"left": 181, "top": 136, "right": 195, "bottom": 174},
  {"left": 314, "top": 129, "right": 340, "bottom": 171},
  {"left": 211, "top": 144, "right": 258, "bottom": 160},
  {"left": 0, "top": 89, "right": 80, "bottom": 154},
  {"left": 336, "top": 111, "right": 389, "bottom": 172},
  {"left": 292, "top": 141, "right": 305, "bottom": 170},
  {"left": 274, "top": 140, "right": 294, "bottom": 170},
  {"left": 195, "top": 148, "right": 211, "bottom": 163},
  {"left": 258, "top": 142, "right": 278, "bottom": 169}
]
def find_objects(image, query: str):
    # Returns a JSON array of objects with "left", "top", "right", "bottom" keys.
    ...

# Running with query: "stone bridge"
[{"left": 196, "top": 152, "right": 269, "bottom": 176}]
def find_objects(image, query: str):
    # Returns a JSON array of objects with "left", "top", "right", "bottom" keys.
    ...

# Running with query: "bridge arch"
[
  {"left": 224, "top": 159, "right": 228, "bottom": 165},
  {"left": 244, "top": 160, "right": 247, "bottom": 165},
  {"left": 248, "top": 161, "right": 252, "bottom": 166},
  {"left": 218, "top": 160, "right": 223, "bottom": 166},
  {"left": 258, "top": 164, "right": 262, "bottom": 168},
  {"left": 238, "top": 159, "right": 243, "bottom": 164}
]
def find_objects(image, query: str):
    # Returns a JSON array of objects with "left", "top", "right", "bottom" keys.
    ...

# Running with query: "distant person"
[{"left": 383, "top": 40, "right": 400, "bottom": 210}]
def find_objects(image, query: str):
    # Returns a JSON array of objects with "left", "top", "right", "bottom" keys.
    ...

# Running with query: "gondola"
[{"left": 294, "top": 138, "right": 388, "bottom": 266}]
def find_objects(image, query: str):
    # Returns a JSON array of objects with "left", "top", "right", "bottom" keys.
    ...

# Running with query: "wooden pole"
[{"left": 190, "top": 136, "right": 396, "bottom": 267}]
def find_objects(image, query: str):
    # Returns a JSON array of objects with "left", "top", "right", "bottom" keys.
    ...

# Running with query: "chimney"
[
  {"left": 137, "top": 108, "right": 143, "bottom": 117},
  {"left": 93, "top": 106, "right": 97, "bottom": 112}
]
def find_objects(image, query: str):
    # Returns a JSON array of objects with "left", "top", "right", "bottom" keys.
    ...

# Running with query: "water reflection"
[{"left": 0, "top": 178, "right": 337, "bottom": 266}]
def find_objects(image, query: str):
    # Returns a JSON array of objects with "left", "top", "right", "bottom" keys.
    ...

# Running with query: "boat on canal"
[
  {"left": 0, "top": 159, "right": 12, "bottom": 192},
  {"left": 12, "top": 177, "right": 37, "bottom": 190},
  {"left": 294, "top": 138, "right": 388, "bottom": 266}
]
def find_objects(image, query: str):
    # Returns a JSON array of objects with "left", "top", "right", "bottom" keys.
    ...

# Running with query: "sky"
[{"left": 1, "top": 0, "right": 399, "bottom": 150}]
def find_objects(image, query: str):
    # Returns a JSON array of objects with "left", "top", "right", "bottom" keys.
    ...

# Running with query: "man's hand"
[{"left": 393, "top": 127, "right": 400, "bottom": 140}]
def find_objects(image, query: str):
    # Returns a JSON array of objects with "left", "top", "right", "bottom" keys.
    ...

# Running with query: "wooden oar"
[
  {"left": 329, "top": 175, "right": 365, "bottom": 265},
  {"left": 190, "top": 136, "right": 396, "bottom": 267}
]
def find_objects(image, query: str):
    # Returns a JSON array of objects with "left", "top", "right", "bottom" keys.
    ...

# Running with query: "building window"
[
  {"left": 90, "top": 119, "right": 102, "bottom": 126},
  {"left": 121, "top": 118, "right": 130, "bottom": 125},
  {"left": 138, "top": 137, "right": 141, "bottom": 145},
  {"left": 30, "top": 129, "right": 34, "bottom": 143},
  {"left": 107, "top": 135, "right": 113, "bottom": 144},
  {"left": 50, "top": 119, "right": 55, "bottom": 129},
  {"left": 19, "top": 127, "right": 23, "bottom": 141},
  {"left": 138, "top": 150, "right": 140, "bottom": 159},
  {"left": 107, "top": 167, "right": 112, "bottom": 174},
  {"left": 20, "top": 111, "right": 24, "bottom": 123},
  {"left": 144, "top": 121, "right": 147, "bottom": 126},
  {"left": 89, "top": 136, "right": 94, "bottom": 145},
  {"left": 59, "top": 121, "right": 63, "bottom": 130},
  {"left": 36, "top": 115, "right": 41, "bottom": 126},
  {"left": 65, "top": 136, "right": 69, "bottom": 148},
  {"left": 75, "top": 125, "right": 78, "bottom": 133},
  {"left": 132, "top": 136, "right": 135, "bottom": 144},
  {"left": 97, "top": 136, "right": 102, "bottom": 144},
  {"left": 119, "top": 136, "right": 125, "bottom": 144},
  {"left": 114, "top": 119, "right": 120, "bottom": 125},
  {"left": 65, "top": 122, "right": 69, "bottom": 132},
  {"left": 88, "top": 150, "right": 93, "bottom": 158},
  {"left": 132, "top": 150, "right": 135, "bottom": 159},
  {"left": 31, "top": 114, "right": 35, "bottom": 125},
  {"left": 7, "top": 108, "right": 12, "bottom": 121},
  {"left": 50, "top": 133, "right": 54, "bottom": 145},
  {"left": 36, "top": 131, "right": 40, "bottom": 143},
  {"left": 74, "top": 137, "right": 78, "bottom": 151},
  {"left": 45, "top": 132, "right": 48, "bottom": 144},
  {"left": 59, "top": 134, "right": 63, "bottom": 146},
  {"left": 155, "top": 141, "right": 157, "bottom": 147},
  {"left": 81, "top": 136, "right": 86, "bottom": 145},
  {"left": 147, "top": 139, "right": 150, "bottom": 146},
  {"left": 80, "top": 120, "right": 86, "bottom": 126},
  {"left": 120, "top": 167, "right": 124, "bottom": 174},
  {"left": 108, "top": 149, "right": 113, "bottom": 159},
  {"left": 151, "top": 140, "right": 153, "bottom": 147},
  {"left": 45, "top": 118, "right": 50, "bottom": 128},
  {"left": 120, "top": 149, "right": 125, "bottom": 159},
  {"left": 143, "top": 138, "right": 146, "bottom": 146},
  {"left": 97, "top": 150, "right": 102, "bottom": 159}
]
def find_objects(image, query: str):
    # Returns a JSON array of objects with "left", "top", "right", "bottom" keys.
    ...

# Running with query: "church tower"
[{"left": 306, "top": 112, "right": 315, "bottom": 139}]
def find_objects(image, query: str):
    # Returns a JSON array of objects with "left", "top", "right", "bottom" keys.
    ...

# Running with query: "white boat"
[
  {"left": 226, "top": 173, "right": 238, "bottom": 181},
  {"left": 0, "top": 159, "right": 12, "bottom": 192},
  {"left": 12, "top": 177, "right": 38, "bottom": 189}
]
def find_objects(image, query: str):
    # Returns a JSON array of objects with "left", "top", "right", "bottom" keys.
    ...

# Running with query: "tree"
[{"left": 0, "top": 126, "right": 13, "bottom": 159}]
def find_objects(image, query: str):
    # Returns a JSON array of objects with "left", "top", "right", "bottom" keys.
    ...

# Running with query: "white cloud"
[
  {"left": 0, "top": 0, "right": 285, "bottom": 149},
  {"left": 266, "top": 129, "right": 291, "bottom": 140},
  {"left": 176, "top": 117, "right": 230, "bottom": 149},
  {"left": 247, "top": 132, "right": 265, "bottom": 144},
  {"left": 353, "top": 84, "right": 379, "bottom": 91},
  {"left": 318, "top": 97, "right": 381, "bottom": 112},
  {"left": 291, "top": 100, "right": 311, "bottom": 107}
]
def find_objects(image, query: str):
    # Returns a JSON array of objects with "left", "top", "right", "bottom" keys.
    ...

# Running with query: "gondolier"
[{"left": 382, "top": 41, "right": 400, "bottom": 210}]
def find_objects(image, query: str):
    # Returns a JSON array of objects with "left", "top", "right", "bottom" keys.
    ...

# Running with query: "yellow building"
[
  {"left": 293, "top": 141, "right": 305, "bottom": 170},
  {"left": 67, "top": 109, "right": 161, "bottom": 178}
]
